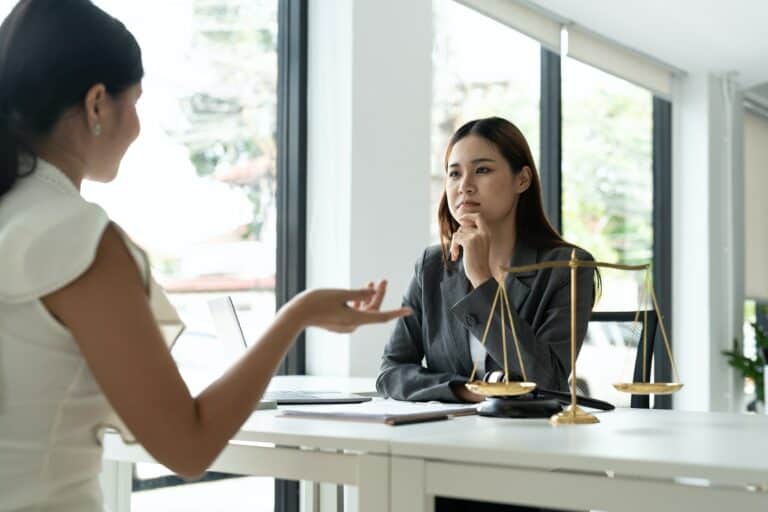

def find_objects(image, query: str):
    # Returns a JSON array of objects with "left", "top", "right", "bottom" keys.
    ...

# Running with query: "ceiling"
[{"left": 526, "top": 0, "right": 768, "bottom": 89}]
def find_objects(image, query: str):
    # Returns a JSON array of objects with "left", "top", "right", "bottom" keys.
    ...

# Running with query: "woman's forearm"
[
  {"left": 175, "top": 287, "right": 408, "bottom": 476},
  {"left": 173, "top": 305, "right": 305, "bottom": 477}
]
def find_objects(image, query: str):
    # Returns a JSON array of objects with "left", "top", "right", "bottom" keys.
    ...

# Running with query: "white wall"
[
  {"left": 744, "top": 111, "right": 768, "bottom": 301},
  {"left": 305, "top": 0, "right": 432, "bottom": 377},
  {"left": 673, "top": 73, "right": 744, "bottom": 411}
]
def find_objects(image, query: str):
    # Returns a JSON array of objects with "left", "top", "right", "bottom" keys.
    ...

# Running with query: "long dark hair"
[
  {"left": 438, "top": 117, "right": 568, "bottom": 259},
  {"left": 437, "top": 117, "right": 601, "bottom": 299},
  {"left": 0, "top": 0, "right": 143, "bottom": 197}
]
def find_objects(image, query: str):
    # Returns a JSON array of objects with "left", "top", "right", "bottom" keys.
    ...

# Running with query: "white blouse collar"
[{"left": 25, "top": 156, "right": 81, "bottom": 197}]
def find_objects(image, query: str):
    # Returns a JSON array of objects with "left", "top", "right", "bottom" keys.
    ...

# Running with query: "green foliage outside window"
[
  {"left": 562, "top": 73, "right": 653, "bottom": 267},
  {"left": 723, "top": 322, "right": 768, "bottom": 405},
  {"left": 176, "top": 0, "right": 278, "bottom": 242}
]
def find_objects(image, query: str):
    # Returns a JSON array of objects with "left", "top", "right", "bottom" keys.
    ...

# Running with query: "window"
[
  {"left": 430, "top": 0, "right": 540, "bottom": 243},
  {"left": 561, "top": 57, "right": 654, "bottom": 407},
  {"left": 85, "top": 1, "right": 280, "bottom": 367},
  {"left": 741, "top": 301, "right": 760, "bottom": 399},
  {"left": 92, "top": 0, "right": 280, "bottom": 507}
]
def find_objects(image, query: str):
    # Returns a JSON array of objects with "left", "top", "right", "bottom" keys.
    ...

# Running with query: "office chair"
[{"left": 589, "top": 310, "right": 658, "bottom": 409}]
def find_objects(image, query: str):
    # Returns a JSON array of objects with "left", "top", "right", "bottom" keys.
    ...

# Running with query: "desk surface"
[
  {"left": 388, "top": 408, "right": 768, "bottom": 485},
  {"left": 102, "top": 376, "right": 768, "bottom": 512},
  {"left": 141, "top": 374, "right": 768, "bottom": 486},
  {"left": 230, "top": 405, "right": 768, "bottom": 486}
]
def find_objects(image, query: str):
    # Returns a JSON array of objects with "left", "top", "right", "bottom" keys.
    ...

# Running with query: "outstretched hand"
[
  {"left": 290, "top": 280, "right": 411, "bottom": 333},
  {"left": 349, "top": 280, "right": 387, "bottom": 312}
]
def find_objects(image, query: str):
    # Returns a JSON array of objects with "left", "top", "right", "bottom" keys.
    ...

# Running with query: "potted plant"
[{"left": 722, "top": 322, "right": 768, "bottom": 412}]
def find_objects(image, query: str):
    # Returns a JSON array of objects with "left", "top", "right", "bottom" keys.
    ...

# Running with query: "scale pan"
[
  {"left": 612, "top": 382, "right": 683, "bottom": 395},
  {"left": 465, "top": 381, "right": 537, "bottom": 397}
]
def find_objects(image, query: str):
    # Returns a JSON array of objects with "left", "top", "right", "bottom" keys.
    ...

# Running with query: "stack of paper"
[{"left": 280, "top": 399, "right": 477, "bottom": 425}]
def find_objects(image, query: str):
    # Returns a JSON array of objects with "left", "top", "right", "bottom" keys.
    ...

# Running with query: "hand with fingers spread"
[
  {"left": 289, "top": 281, "right": 411, "bottom": 333},
  {"left": 349, "top": 280, "right": 388, "bottom": 313},
  {"left": 450, "top": 212, "right": 493, "bottom": 288}
]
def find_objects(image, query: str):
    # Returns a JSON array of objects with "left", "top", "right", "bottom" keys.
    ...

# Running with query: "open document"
[{"left": 279, "top": 399, "right": 478, "bottom": 425}]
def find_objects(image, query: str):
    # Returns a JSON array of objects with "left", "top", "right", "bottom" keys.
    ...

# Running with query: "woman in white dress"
[{"left": 0, "top": 1, "right": 410, "bottom": 510}]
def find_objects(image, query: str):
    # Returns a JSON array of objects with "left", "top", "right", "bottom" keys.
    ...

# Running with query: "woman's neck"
[{"left": 34, "top": 140, "right": 86, "bottom": 191}]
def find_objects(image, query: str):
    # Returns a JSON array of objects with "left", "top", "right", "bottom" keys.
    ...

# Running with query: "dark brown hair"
[
  {"left": 438, "top": 116, "right": 569, "bottom": 262},
  {"left": 437, "top": 117, "right": 601, "bottom": 300},
  {"left": 0, "top": 0, "right": 144, "bottom": 198}
]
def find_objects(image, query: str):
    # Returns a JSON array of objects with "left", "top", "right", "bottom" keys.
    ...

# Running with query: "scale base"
[
  {"left": 476, "top": 394, "right": 563, "bottom": 419},
  {"left": 549, "top": 404, "right": 600, "bottom": 425}
]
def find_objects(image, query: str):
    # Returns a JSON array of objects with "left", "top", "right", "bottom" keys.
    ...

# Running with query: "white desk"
[
  {"left": 388, "top": 408, "right": 768, "bottom": 511},
  {"left": 102, "top": 377, "right": 768, "bottom": 512}
]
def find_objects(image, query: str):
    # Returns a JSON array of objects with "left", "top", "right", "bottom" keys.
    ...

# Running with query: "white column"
[
  {"left": 100, "top": 460, "right": 133, "bottom": 512},
  {"left": 672, "top": 72, "right": 745, "bottom": 411},
  {"left": 305, "top": 0, "right": 432, "bottom": 376}
]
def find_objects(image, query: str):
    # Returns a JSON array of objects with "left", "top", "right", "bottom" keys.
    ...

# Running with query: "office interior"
[{"left": 3, "top": 0, "right": 767, "bottom": 511}]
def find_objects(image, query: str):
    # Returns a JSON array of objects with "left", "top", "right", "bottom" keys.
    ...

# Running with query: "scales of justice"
[{"left": 464, "top": 249, "right": 683, "bottom": 425}]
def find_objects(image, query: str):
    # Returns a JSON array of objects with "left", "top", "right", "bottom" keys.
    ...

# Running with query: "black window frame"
[
  {"left": 274, "top": 0, "right": 309, "bottom": 510},
  {"left": 276, "top": 0, "right": 308, "bottom": 376},
  {"left": 540, "top": 49, "right": 674, "bottom": 409},
  {"left": 758, "top": 303, "right": 768, "bottom": 334},
  {"left": 651, "top": 97, "right": 673, "bottom": 409},
  {"left": 540, "top": 48, "right": 562, "bottom": 231}
]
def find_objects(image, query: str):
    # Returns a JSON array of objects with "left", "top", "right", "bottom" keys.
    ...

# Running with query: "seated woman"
[
  {"left": 377, "top": 116, "right": 596, "bottom": 512},
  {"left": 377, "top": 116, "right": 597, "bottom": 404}
]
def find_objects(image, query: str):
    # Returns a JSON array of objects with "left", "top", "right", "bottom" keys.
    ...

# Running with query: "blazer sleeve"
[
  {"left": 450, "top": 250, "right": 595, "bottom": 391},
  {"left": 376, "top": 251, "right": 467, "bottom": 402}
]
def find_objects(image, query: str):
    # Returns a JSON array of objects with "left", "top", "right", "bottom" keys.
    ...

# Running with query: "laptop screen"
[{"left": 208, "top": 296, "right": 248, "bottom": 351}]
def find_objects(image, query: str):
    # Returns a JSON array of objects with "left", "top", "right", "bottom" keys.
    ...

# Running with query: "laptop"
[{"left": 208, "top": 296, "right": 373, "bottom": 405}]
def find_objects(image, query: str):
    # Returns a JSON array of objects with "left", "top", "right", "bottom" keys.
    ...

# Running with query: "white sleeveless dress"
[{"left": 0, "top": 159, "right": 184, "bottom": 511}]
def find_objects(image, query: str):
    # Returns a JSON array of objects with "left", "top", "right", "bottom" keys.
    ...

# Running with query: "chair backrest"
[{"left": 589, "top": 310, "right": 658, "bottom": 409}]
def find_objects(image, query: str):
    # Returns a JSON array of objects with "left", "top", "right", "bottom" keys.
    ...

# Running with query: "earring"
[{"left": 93, "top": 124, "right": 101, "bottom": 136}]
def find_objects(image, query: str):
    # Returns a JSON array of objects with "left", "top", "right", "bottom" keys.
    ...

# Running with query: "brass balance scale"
[{"left": 464, "top": 249, "right": 683, "bottom": 425}]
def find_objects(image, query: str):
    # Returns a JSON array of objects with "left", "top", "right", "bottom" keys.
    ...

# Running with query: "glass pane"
[
  {"left": 562, "top": 57, "right": 653, "bottom": 406},
  {"left": 82, "top": 0, "right": 279, "bottom": 362},
  {"left": 96, "top": 0, "right": 277, "bottom": 504},
  {"left": 740, "top": 300, "right": 768, "bottom": 407},
  {"left": 742, "top": 300, "right": 758, "bottom": 399},
  {"left": 431, "top": 0, "right": 541, "bottom": 243},
  {"left": 578, "top": 320, "right": 642, "bottom": 403}
]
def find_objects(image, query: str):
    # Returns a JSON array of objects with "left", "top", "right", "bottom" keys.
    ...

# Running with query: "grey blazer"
[{"left": 376, "top": 240, "right": 595, "bottom": 402}]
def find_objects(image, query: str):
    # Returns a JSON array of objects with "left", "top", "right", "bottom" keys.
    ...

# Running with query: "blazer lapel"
[
  {"left": 439, "top": 240, "right": 539, "bottom": 376},
  {"left": 439, "top": 259, "right": 473, "bottom": 374},
  {"left": 505, "top": 240, "right": 538, "bottom": 311}
]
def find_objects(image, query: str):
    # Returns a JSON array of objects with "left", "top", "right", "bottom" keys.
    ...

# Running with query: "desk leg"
[
  {"left": 100, "top": 460, "right": 132, "bottom": 512},
  {"left": 354, "top": 454, "right": 389, "bottom": 512},
  {"left": 390, "top": 457, "right": 431, "bottom": 512},
  {"left": 301, "top": 481, "right": 344, "bottom": 512},
  {"left": 300, "top": 481, "right": 318, "bottom": 512}
]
